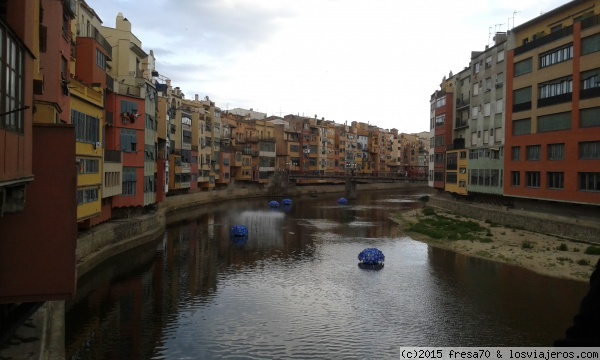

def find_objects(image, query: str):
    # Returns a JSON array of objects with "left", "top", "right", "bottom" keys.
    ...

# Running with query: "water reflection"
[{"left": 65, "top": 190, "right": 588, "bottom": 359}]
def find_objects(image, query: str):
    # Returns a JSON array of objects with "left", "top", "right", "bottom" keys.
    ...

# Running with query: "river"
[{"left": 65, "top": 189, "right": 589, "bottom": 359}]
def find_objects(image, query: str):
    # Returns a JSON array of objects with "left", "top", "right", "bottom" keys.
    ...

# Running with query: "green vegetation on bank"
[{"left": 401, "top": 207, "right": 492, "bottom": 243}]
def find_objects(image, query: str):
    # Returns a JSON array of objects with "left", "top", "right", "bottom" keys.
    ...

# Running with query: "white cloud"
[{"left": 89, "top": 0, "right": 569, "bottom": 133}]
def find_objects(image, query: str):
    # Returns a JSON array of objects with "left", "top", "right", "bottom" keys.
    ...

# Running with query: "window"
[
  {"left": 77, "top": 158, "right": 100, "bottom": 173},
  {"left": 471, "top": 106, "right": 478, "bottom": 118},
  {"left": 469, "top": 169, "right": 478, "bottom": 185},
  {"left": 547, "top": 172, "right": 564, "bottom": 189},
  {"left": 484, "top": 102, "right": 491, "bottom": 116},
  {"left": 497, "top": 50, "right": 505, "bottom": 62},
  {"left": 72, "top": 110, "right": 100, "bottom": 143},
  {"left": 144, "top": 176, "right": 154, "bottom": 193},
  {"left": 513, "top": 119, "right": 531, "bottom": 136},
  {"left": 446, "top": 173, "right": 457, "bottom": 184},
  {"left": 120, "top": 100, "right": 138, "bottom": 116},
  {"left": 514, "top": 58, "right": 532, "bottom": 76},
  {"left": 485, "top": 77, "right": 492, "bottom": 91},
  {"left": 538, "top": 112, "right": 571, "bottom": 132},
  {"left": 580, "top": 141, "right": 600, "bottom": 159},
  {"left": 526, "top": 171, "right": 541, "bottom": 188},
  {"left": 473, "top": 83, "right": 479, "bottom": 96},
  {"left": 435, "top": 114, "right": 445, "bottom": 126},
  {"left": 0, "top": 26, "right": 25, "bottom": 133},
  {"left": 474, "top": 62, "right": 480, "bottom": 73},
  {"left": 547, "top": 143, "right": 565, "bottom": 160},
  {"left": 582, "top": 33, "right": 600, "bottom": 55},
  {"left": 581, "top": 107, "right": 600, "bottom": 128},
  {"left": 435, "top": 136, "right": 444, "bottom": 147},
  {"left": 580, "top": 173, "right": 600, "bottom": 191},
  {"left": 495, "top": 99, "right": 504, "bottom": 113},
  {"left": 436, "top": 96, "right": 446, "bottom": 108},
  {"left": 526, "top": 145, "right": 541, "bottom": 160},
  {"left": 511, "top": 171, "right": 520, "bottom": 186},
  {"left": 511, "top": 146, "right": 520, "bottom": 161},
  {"left": 76, "top": 188, "right": 99, "bottom": 205},
  {"left": 540, "top": 45, "right": 573, "bottom": 68},
  {"left": 539, "top": 78, "right": 572, "bottom": 99},
  {"left": 513, "top": 86, "right": 532, "bottom": 111},
  {"left": 120, "top": 129, "right": 137, "bottom": 152},
  {"left": 145, "top": 114, "right": 157, "bottom": 131},
  {"left": 96, "top": 49, "right": 107, "bottom": 70},
  {"left": 122, "top": 167, "right": 137, "bottom": 196},
  {"left": 581, "top": 69, "right": 600, "bottom": 100},
  {"left": 447, "top": 152, "right": 457, "bottom": 170}
]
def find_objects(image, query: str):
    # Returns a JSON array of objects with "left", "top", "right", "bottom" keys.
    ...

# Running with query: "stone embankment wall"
[
  {"left": 76, "top": 182, "right": 425, "bottom": 278},
  {"left": 428, "top": 196, "right": 600, "bottom": 244}
]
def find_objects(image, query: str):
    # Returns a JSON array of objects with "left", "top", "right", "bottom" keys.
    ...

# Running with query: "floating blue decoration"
[
  {"left": 338, "top": 197, "right": 348, "bottom": 205},
  {"left": 230, "top": 225, "right": 249, "bottom": 237},
  {"left": 269, "top": 200, "right": 280, "bottom": 208},
  {"left": 282, "top": 198, "right": 292, "bottom": 206},
  {"left": 358, "top": 248, "right": 385, "bottom": 265}
]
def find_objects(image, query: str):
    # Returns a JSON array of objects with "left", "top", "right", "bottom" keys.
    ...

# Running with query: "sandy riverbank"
[{"left": 393, "top": 208, "right": 600, "bottom": 283}]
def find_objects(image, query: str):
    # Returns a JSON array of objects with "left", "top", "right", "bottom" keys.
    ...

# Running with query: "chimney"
[{"left": 195, "top": 94, "right": 199, "bottom": 101}]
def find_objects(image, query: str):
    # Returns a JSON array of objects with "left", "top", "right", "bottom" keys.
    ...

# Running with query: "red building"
[
  {"left": 105, "top": 93, "right": 145, "bottom": 211},
  {"left": 0, "top": 0, "right": 78, "bottom": 339},
  {"left": 431, "top": 81, "right": 454, "bottom": 190},
  {"left": 504, "top": 1, "right": 600, "bottom": 205}
]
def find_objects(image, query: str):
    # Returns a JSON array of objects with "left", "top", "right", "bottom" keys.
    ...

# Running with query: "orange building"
[{"left": 504, "top": 0, "right": 600, "bottom": 205}]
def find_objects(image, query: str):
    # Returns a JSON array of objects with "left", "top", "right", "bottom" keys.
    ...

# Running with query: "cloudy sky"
[{"left": 88, "top": 0, "right": 568, "bottom": 133}]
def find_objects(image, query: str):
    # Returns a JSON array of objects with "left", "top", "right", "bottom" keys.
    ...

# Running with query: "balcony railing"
[
  {"left": 580, "top": 86, "right": 600, "bottom": 100},
  {"left": 104, "top": 150, "right": 121, "bottom": 163},
  {"left": 537, "top": 93, "right": 572, "bottom": 108},
  {"left": 456, "top": 98, "right": 470, "bottom": 109},
  {"left": 90, "top": 26, "right": 112, "bottom": 57},
  {"left": 581, "top": 13, "right": 600, "bottom": 30},
  {"left": 512, "top": 101, "right": 532, "bottom": 113},
  {"left": 514, "top": 25, "right": 573, "bottom": 56}
]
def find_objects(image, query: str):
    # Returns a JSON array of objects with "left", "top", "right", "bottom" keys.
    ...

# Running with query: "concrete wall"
[{"left": 428, "top": 196, "right": 600, "bottom": 244}]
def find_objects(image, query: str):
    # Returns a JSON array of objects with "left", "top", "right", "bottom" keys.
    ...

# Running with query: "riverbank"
[{"left": 392, "top": 206, "right": 600, "bottom": 283}]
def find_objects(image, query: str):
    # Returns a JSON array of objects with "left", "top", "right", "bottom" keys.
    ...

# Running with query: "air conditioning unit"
[{"left": 94, "top": 142, "right": 102, "bottom": 149}]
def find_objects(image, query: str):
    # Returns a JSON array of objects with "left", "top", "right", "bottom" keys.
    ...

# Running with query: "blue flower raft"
[
  {"left": 230, "top": 225, "right": 249, "bottom": 237},
  {"left": 268, "top": 200, "right": 280, "bottom": 208},
  {"left": 338, "top": 197, "right": 348, "bottom": 205},
  {"left": 358, "top": 248, "right": 385, "bottom": 269},
  {"left": 282, "top": 198, "right": 292, "bottom": 206},
  {"left": 230, "top": 225, "right": 249, "bottom": 246}
]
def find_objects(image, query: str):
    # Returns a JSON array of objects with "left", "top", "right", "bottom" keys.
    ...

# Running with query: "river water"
[{"left": 65, "top": 189, "right": 589, "bottom": 359}]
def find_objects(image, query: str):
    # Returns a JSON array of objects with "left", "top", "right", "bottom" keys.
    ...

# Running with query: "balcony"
[
  {"left": 104, "top": 150, "right": 121, "bottom": 163},
  {"left": 456, "top": 99, "right": 470, "bottom": 109},
  {"left": 512, "top": 101, "right": 532, "bottom": 113},
  {"left": 580, "top": 86, "right": 600, "bottom": 100},
  {"left": 537, "top": 93, "right": 572, "bottom": 108},
  {"left": 581, "top": 13, "right": 600, "bottom": 31},
  {"left": 514, "top": 25, "right": 573, "bottom": 56}
]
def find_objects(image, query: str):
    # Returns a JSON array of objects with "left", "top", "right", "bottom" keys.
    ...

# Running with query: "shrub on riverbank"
[
  {"left": 584, "top": 245, "right": 600, "bottom": 255},
  {"left": 405, "top": 207, "right": 491, "bottom": 243}
]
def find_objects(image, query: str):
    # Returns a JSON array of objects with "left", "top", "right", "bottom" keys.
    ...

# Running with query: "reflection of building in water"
[{"left": 233, "top": 210, "right": 285, "bottom": 249}]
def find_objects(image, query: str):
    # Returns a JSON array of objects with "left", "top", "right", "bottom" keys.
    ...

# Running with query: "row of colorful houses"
[
  {"left": 0, "top": 0, "right": 428, "bottom": 314},
  {"left": 429, "top": 0, "right": 600, "bottom": 207}
]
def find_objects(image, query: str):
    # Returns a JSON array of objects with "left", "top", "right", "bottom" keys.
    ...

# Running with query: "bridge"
[{"left": 286, "top": 169, "right": 428, "bottom": 199}]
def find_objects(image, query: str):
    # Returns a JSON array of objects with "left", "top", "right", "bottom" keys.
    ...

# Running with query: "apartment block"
[
  {"left": 505, "top": 0, "right": 600, "bottom": 205},
  {"left": 465, "top": 34, "right": 507, "bottom": 196}
]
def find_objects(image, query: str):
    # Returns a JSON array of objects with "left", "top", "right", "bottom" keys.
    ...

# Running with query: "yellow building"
[
  {"left": 444, "top": 148, "right": 468, "bottom": 195},
  {"left": 70, "top": 78, "right": 104, "bottom": 225}
]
